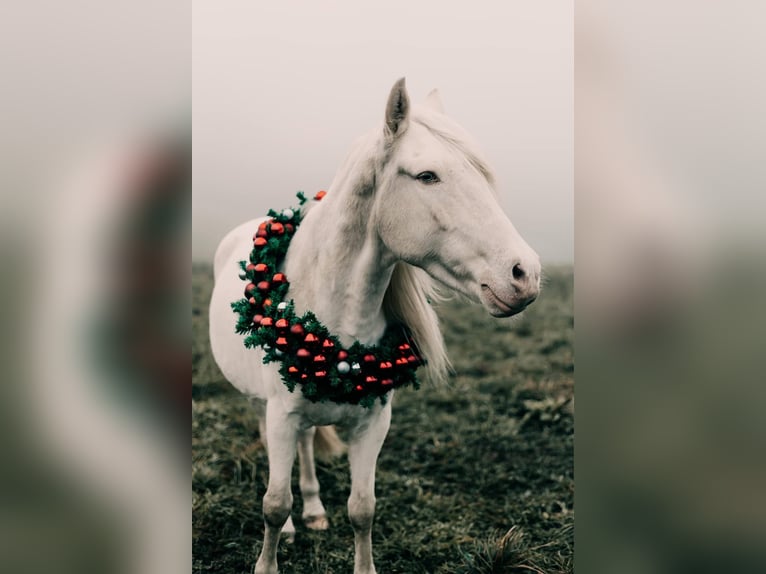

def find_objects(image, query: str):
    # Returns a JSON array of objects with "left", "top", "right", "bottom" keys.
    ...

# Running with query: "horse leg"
[
  {"left": 258, "top": 405, "right": 296, "bottom": 542},
  {"left": 347, "top": 403, "right": 392, "bottom": 574},
  {"left": 297, "top": 426, "right": 329, "bottom": 530},
  {"left": 254, "top": 400, "right": 298, "bottom": 574}
]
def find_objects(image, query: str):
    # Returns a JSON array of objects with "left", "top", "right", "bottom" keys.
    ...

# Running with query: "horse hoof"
[
  {"left": 304, "top": 514, "right": 329, "bottom": 530},
  {"left": 281, "top": 531, "right": 295, "bottom": 544}
]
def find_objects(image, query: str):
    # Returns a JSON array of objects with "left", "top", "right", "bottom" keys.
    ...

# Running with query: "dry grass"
[{"left": 192, "top": 264, "right": 573, "bottom": 573}]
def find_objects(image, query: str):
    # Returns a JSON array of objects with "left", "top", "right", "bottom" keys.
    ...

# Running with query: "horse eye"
[{"left": 415, "top": 171, "right": 440, "bottom": 184}]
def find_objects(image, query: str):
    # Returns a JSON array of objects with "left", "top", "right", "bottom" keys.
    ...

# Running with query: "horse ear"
[
  {"left": 424, "top": 89, "right": 445, "bottom": 114},
  {"left": 385, "top": 77, "right": 410, "bottom": 139}
]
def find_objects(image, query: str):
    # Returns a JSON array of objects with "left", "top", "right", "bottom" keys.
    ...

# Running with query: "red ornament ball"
[
  {"left": 275, "top": 336, "right": 288, "bottom": 349},
  {"left": 363, "top": 354, "right": 376, "bottom": 363},
  {"left": 315, "top": 190, "right": 327, "bottom": 201},
  {"left": 304, "top": 333, "right": 319, "bottom": 346},
  {"left": 275, "top": 318, "right": 289, "bottom": 330},
  {"left": 257, "top": 281, "right": 270, "bottom": 291},
  {"left": 272, "top": 272, "right": 287, "bottom": 284},
  {"left": 254, "top": 237, "right": 268, "bottom": 248},
  {"left": 254, "top": 263, "right": 269, "bottom": 274},
  {"left": 322, "top": 339, "right": 335, "bottom": 350},
  {"left": 296, "top": 348, "right": 311, "bottom": 360},
  {"left": 244, "top": 283, "right": 257, "bottom": 296},
  {"left": 270, "top": 222, "right": 284, "bottom": 235},
  {"left": 290, "top": 324, "right": 305, "bottom": 336},
  {"left": 259, "top": 317, "right": 274, "bottom": 328},
  {"left": 337, "top": 350, "right": 349, "bottom": 360}
]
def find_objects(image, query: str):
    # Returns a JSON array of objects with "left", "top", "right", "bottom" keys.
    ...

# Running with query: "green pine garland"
[{"left": 231, "top": 191, "right": 423, "bottom": 408}]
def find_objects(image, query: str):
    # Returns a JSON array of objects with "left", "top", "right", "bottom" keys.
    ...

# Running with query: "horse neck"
[{"left": 284, "top": 143, "right": 395, "bottom": 347}]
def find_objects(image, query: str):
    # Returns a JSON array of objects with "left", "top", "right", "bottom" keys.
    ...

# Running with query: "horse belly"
[{"left": 272, "top": 391, "right": 392, "bottom": 430}]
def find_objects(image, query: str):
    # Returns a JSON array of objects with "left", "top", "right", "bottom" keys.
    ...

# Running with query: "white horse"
[{"left": 209, "top": 78, "right": 540, "bottom": 574}]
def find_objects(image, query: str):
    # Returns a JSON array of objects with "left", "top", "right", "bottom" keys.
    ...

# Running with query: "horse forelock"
[
  {"left": 410, "top": 110, "right": 497, "bottom": 187},
  {"left": 383, "top": 263, "right": 451, "bottom": 385}
]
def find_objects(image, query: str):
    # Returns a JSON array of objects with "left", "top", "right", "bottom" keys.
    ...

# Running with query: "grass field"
[{"left": 193, "top": 264, "right": 573, "bottom": 573}]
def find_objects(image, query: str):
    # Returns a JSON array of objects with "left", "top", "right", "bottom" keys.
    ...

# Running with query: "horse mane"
[{"left": 382, "top": 262, "right": 451, "bottom": 384}]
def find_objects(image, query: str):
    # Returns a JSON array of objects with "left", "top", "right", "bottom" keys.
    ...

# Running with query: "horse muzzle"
[
  {"left": 480, "top": 284, "right": 537, "bottom": 317},
  {"left": 480, "top": 259, "right": 541, "bottom": 317}
]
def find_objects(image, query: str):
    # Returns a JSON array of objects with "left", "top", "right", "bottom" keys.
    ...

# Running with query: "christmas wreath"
[{"left": 231, "top": 191, "right": 423, "bottom": 408}]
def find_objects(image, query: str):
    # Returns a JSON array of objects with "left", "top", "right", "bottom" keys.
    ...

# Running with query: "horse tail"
[{"left": 313, "top": 425, "right": 346, "bottom": 461}]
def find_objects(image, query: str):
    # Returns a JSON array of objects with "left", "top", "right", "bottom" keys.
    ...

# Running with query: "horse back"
[{"left": 209, "top": 217, "right": 275, "bottom": 398}]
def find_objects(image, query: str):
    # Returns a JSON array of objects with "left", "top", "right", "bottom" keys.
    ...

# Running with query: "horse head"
[{"left": 372, "top": 78, "right": 541, "bottom": 317}]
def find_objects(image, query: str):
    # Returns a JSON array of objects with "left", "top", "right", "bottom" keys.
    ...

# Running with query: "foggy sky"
[{"left": 193, "top": 1, "right": 573, "bottom": 263}]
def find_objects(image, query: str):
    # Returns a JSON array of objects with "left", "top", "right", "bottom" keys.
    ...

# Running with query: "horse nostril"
[{"left": 512, "top": 263, "right": 526, "bottom": 281}]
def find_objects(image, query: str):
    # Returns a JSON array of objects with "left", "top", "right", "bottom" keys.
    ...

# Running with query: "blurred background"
[
  {"left": 0, "top": 1, "right": 189, "bottom": 573},
  {"left": 576, "top": 1, "right": 766, "bottom": 572},
  {"left": 0, "top": 0, "right": 764, "bottom": 573}
]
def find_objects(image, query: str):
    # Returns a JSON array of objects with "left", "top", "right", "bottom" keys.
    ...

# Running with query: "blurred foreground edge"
[{"left": 576, "top": 1, "right": 766, "bottom": 572}]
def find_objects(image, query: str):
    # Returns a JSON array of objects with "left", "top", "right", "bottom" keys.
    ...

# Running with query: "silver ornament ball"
[{"left": 336, "top": 361, "right": 351, "bottom": 374}]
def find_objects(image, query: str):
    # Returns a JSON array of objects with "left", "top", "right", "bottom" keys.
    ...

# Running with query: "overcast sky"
[{"left": 193, "top": 1, "right": 573, "bottom": 263}]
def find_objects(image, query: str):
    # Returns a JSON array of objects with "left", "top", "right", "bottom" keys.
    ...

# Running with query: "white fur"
[{"left": 208, "top": 78, "right": 540, "bottom": 574}]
